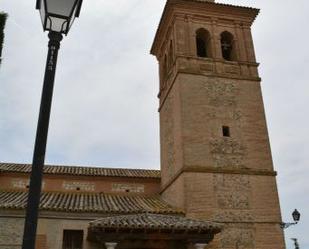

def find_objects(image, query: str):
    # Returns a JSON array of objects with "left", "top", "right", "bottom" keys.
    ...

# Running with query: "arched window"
[
  {"left": 163, "top": 54, "right": 168, "bottom": 80},
  {"left": 160, "top": 55, "right": 168, "bottom": 90},
  {"left": 168, "top": 40, "right": 173, "bottom": 68},
  {"left": 221, "top": 31, "right": 236, "bottom": 61},
  {"left": 196, "top": 28, "right": 211, "bottom": 58}
]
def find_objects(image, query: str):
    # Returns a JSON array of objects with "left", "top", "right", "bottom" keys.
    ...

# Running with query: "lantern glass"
[
  {"left": 46, "top": 0, "right": 77, "bottom": 17},
  {"left": 46, "top": 16, "right": 68, "bottom": 33},
  {"left": 38, "top": 0, "right": 81, "bottom": 34},
  {"left": 39, "top": 0, "right": 46, "bottom": 27},
  {"left": 292, "top": 209, "right": 300, "bottom": 222}
]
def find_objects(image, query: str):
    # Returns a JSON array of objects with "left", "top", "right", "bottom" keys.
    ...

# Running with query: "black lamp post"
[
  {"left": 21, "top": 1, "right": 83, "bottom": 249},
  {"left": 291, "top": 238, "right": 300, "bottom": 249},
  {"left": 281, "top": 209, "right": 301, "bottom": 229}
]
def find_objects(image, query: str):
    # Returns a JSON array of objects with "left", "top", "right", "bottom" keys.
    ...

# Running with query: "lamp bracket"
[{"left": 280, "top": 222, "right": 297, "bottom": 229}]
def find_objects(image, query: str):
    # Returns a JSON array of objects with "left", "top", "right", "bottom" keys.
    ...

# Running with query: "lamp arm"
[{"left": 280, "top": 222, "right": 297, "bottom": 229}]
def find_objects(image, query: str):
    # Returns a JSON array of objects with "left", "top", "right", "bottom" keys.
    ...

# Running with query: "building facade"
[
  {"left": 150, "top": 0, "right": 285, "bottom": 248},
  {"left": 0, "top": 0, "right": 285, "bottom": 249}
]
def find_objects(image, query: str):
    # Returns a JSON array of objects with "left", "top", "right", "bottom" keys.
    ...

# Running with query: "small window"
[
  {"left": 222, "top": 126, "right": 230, "bottom": 137},
  {"left": 62, "top": 230, "right": 83, "bottom": 249},
  {"left": 196, "top": 28, "right": 212, "bottom": 58}
]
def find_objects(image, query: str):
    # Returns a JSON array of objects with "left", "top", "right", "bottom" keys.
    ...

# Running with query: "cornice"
[
  {"left": 157, "top": 56, "right": 261, "bottom": 112},
  {"left": 160, "top": 165, "right": 277, "bottom": 194}
]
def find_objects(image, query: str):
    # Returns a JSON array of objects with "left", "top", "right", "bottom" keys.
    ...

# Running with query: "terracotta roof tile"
[
  {"left": 0, "top": 191, "right": 182, "bottom": 214},
  {"left": 89, "top": 213, "right": 222, "bottom": 233},
  {"left": 0, "top": 163, "right": 160, "bottom": 178}
]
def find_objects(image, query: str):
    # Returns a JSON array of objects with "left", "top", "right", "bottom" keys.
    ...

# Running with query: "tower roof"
[{"left": 150, "top": 0, "right": 259, "bottom": 56}]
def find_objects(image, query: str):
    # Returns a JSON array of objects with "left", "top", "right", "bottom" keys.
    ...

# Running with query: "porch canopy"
[{"left": 88, "top": 213, "right": 221, "bottom": 249}]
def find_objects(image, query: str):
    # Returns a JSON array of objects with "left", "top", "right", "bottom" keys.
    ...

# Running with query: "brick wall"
[
  {"left": 0, "top": 174, "right": 160, "bottom": 195},
  {"left": 35, "top": 235, "right": 47, "bottom": 249},
  {"left": 157, "top": 5, "right": 285, "bottom": 246}
]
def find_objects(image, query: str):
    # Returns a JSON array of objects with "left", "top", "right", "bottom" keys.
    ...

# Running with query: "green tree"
[{"left": 0, "top": 12, "right": 8, "bottom": 65}]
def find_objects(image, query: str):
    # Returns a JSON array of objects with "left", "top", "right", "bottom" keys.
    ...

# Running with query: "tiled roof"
[
  {"left": 89, "top": 213, "right": 222, "bottom": 233},
  {"left": 0, "top": 163, "right": 160, "bottom": 179},
  {"left": 0, "top": 191, "right": 181, "bottom": 214}
]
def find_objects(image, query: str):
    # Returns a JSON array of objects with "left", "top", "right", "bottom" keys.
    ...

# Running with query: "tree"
[{"left": 0, "top": 12, "right": 8, "bottom": 65}]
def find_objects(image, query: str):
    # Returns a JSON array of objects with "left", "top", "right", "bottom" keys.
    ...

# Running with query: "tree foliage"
[{"left": 0, "top": 12, "right": 8, "bottom": 65}]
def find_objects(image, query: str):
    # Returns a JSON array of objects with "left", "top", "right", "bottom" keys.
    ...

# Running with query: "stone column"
[
  {"left": 105, "top": 242, "right": 118, "bottom": 249},
  {"left": 194, "top": 243, "right": 207, "bottom": 249}
]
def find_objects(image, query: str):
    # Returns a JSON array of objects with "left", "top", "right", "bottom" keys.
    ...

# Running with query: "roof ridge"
[
  {"left": 0, "top": 162, "right": 161, "bottom": 178},
  {"left": 0, "top": 162, "right": 160, "bottom": 171}
]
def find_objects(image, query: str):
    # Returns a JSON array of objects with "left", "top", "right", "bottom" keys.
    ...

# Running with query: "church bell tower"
[{"left": 151, "top": 0, "right": 286, "bottom": 248}]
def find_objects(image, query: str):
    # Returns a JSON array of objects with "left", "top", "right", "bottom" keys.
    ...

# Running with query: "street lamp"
[
  {"left": 36, "top": 0, "right": 83, "bottom": 34},
  {"left": 21, "top": 1, "right": 83, "bottom": 249},
  {"left": 292, "top": 209, "right": 301, "bottom": 223},
  {"left": 281, "top": 209, "right": 301, "bottom": 229}
]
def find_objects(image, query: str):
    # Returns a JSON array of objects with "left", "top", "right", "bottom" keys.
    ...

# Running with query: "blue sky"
[{"left": 0, "top": 0, "right": 308, "bottom": 248}]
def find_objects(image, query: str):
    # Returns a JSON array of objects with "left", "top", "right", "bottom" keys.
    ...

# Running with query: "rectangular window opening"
[
  {"left": 62, "top": 230, "right": 83, "bottom": 249},
  {"left": 222, "top": 126, "right": 230, "bottom": 137}
]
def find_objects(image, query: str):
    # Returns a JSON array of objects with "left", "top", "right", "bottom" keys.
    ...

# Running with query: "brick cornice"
[
  {"left": 157, "top": 56, "right": 261, "bottom": 112},
  {"left": 160, "top": 165, "right": 277, "bottom": 194}
]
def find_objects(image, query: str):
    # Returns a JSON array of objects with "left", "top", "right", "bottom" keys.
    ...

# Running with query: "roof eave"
[{"left": 0, "top": 162, "right": 161, "bottom": 179}]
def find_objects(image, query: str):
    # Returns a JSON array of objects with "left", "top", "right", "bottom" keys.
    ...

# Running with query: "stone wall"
[
  {"left": 0, "top": 217, "right": 24, "bottom": 249},
  {"left": 0, "top": 216, "right": 100, "bottom": 249}
]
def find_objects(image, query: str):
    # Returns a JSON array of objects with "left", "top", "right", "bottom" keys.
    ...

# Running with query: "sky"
[{"left": 0, "top": 0, "right": 308, "bottom": 248}]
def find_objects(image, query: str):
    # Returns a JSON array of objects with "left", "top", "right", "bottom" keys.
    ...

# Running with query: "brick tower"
[{"left": 151, "top": 0, "right": 286, "bottom": 248}]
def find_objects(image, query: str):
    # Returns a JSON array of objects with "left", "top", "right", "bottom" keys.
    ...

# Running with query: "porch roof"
[{"left": 88, "top": 212, "right": 221, "bottom": 234}]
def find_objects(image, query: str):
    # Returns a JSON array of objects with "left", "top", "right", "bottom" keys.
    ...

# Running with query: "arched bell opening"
[
  {"left": 220, "top": 31, "right": 237, "bottom": 61},
  {"left": 195, "top": 28, "right": 212, "bottom": 58}
]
